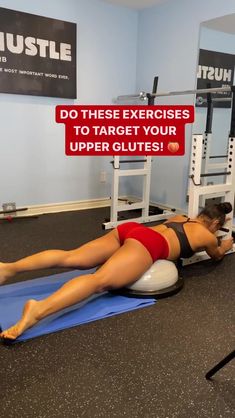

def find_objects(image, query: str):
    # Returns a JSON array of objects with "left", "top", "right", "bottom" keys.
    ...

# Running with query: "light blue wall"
[
  {"left": 194, "top": 27, "right": 235, "bottom": 156},
  {"left": 0, "top": 0, "right": 138, "bottom": 206},
  {"left": 1, "top": 0, "right": 235, "bottom": 209},
  {"left": 136, "top": 0, "right": 235, "bottom": 210}
]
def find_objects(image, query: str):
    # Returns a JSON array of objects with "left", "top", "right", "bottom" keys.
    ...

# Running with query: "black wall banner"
[
  {"left": 196, "top": 49, "right": 235, "bottom": 108},
  {"left": 0, "top": 7, "right": 77, "bottom": 98}
]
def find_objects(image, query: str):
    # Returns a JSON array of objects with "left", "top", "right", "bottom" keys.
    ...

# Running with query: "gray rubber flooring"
[{"left": 0, "top": 208, "right": 234, "bottom": 418}]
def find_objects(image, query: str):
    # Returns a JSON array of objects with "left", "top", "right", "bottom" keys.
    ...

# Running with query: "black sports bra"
[{"left": 165, "top": 218, "right": 197, "bottom": 258}]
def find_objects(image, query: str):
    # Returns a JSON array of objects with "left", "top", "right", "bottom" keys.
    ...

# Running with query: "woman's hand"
[{"left": 220, "top": 237, "right": 234, "bottom": 252}]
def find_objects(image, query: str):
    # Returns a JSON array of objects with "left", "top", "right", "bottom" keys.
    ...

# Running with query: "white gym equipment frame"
[
  {"left": 183, "top": 133, "right": 235, "bottom": 266},
  {"left": 102, "top": 155, "right": 175, "bottom": 229},
  {"left": 200, "top": 91, "right": 231, "bottom": 207},
  {"left": 183, "top": 86, "right": 235, "bottom": 265},
  {"left": 200, "top": 131, "right": 228, "bottom": 207},
  {"left": 103, "top": 76, "right": 176, "bottom": 230}
]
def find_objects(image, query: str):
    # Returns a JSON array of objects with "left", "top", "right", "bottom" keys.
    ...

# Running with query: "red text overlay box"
[{"left": 55, "top": 105, "right": 195, "bottom": 156}]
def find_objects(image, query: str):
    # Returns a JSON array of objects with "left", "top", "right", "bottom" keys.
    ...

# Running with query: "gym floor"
[{"left": 0, "top": 208, "right": 234, "bottom": 418}]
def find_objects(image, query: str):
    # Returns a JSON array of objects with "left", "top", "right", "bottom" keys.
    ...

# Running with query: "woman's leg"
[
  {"left": 0, "top": 230, "right": 121, "bottom": 285},
  {"left": 0, "top": 238, "right": 153, "bottom": 340}
]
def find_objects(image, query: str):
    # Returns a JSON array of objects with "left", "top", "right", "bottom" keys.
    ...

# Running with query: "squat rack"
[
  {"left": 103, "top": 76, "right": 176, "bottom": 230},
  {"left": 200, "top": 85, "right": 232, "bottom": 207},
  {"left": 183, "top": 85, "right": 235, "bottom": 265}
]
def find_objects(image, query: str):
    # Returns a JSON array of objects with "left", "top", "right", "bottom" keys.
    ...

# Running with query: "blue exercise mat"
[{"left": 0, "top": 270, "right": 156, "bottom": 343}]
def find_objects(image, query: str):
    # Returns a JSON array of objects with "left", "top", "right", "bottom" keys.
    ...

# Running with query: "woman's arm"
[{"left": 205, "top": 235, "right": 234, "bottom": 260}]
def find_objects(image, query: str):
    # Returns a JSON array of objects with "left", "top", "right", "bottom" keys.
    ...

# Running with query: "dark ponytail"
[
  {"left": 217, "top": 202, "right": 233, "bottom": 214},
  {"left": 199, "top": 202, "right": 233, "bottom": 226}
]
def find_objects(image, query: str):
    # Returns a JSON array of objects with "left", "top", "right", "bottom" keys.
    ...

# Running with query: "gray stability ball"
[{"left": 127, "top": 260, "right": 179, "bottom": 292}]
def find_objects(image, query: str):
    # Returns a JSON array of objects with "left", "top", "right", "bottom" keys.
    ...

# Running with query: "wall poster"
[{"left": 0, "top": 7, "right": 77, "bottom": 98}]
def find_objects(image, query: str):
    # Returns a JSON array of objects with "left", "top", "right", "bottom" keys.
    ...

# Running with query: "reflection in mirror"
[
  {"left": 194, "top": 15, "right": 235, "bottom": 157},
  {"left": 192, "top": 15, "right": 235, "bottom": 224}
]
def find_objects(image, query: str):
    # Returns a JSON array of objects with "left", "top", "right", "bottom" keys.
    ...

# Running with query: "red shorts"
[{"left": 117, "top": 222, "right": 169, "bottom": 262}]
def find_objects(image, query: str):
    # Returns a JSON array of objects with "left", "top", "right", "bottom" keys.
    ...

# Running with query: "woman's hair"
[{"left": 199, "top": 202, "right": 232, "bottom": 226}]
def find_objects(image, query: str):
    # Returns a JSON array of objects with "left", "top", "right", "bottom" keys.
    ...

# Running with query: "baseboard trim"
[
  {"left": 0, "top": 198, "right": 111, "bottom": 218},
  {"left": 0, "top": 196, "right": 185, "bottom": 219}
]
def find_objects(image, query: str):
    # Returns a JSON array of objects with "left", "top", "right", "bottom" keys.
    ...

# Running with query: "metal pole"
[
  {"left": 212, "top": 97, "right": 232, "bottom": 102},
  {"left": 205, "top": 84, "right": 213, "bottom": 134},
  {"left": 147, "top": 76, "right": 158, "bottom": 105},
  {"left": 116, "top": 86, "right": 232, "bottom": 101},
  {"left": 116, "top": 92, "right": 147, "bottom": 101},
  {"left": 229, "top": 86, "right": 235, "bottom": 137},
  {"left": 198, "top": 98, "right": 231, "bottom": 104},
  {"left": 152, "top": 86, "right": 231, "bottom": 98},
  {"left": 206, "top": 350, "right": 235, "bottom": 380}
]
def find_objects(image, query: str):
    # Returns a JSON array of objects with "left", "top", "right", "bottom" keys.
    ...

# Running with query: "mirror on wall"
[{"left": 194, "top": 14, "right": 235, "bottom": 157}]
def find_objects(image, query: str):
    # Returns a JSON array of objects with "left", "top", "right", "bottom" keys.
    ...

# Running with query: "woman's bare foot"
[
  {"left": 0, "top": 262, "right": 15, "bottom": 285},
  {"left": 0, "top": 299, "right": 41, "bottom": 340}
]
